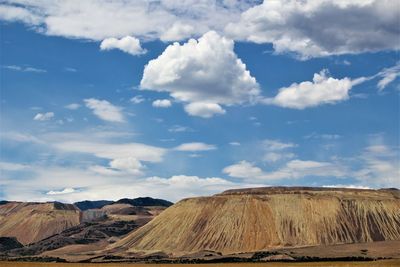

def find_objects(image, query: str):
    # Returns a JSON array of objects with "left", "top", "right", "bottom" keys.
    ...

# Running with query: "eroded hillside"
[
  {"left": 111, "top": 187, "right": 400, "bottom": 255},
  {"left": 0, "top": 198, "right": 171, "bottom": 257},
  {"left": 0, "top": 202, "right": 80, "bottom": 245}
]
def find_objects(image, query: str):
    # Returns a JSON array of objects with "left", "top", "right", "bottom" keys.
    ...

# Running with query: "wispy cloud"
[
  {"left": 376, "top": 63, "right": 400, "bottom": 91},
  {"left": 65, "top": 103, "right": 81, "bottom": 110},
  {"left": 262, "top": 139, "right": 297, "bottom": 163},
  {"left": 84, "top": 98, "right": 124, "bottom": 123},
  {"left": 3, "top": 65, "right": 46, "bottom": 73},
  {"left": 130, "top": 95, "right": 145, "bottom": 104},
  {"left": 64, "top": 67, "right": 77, "bottom": 72},
  {"left": 152, "top": 99, "right": 172, "bottom": 108},
  {"left": 223, "top": 159, "right": 347, "bottom": 181},
  {"left": 174, "top": 142, "right": 217, "bottom": 152},
  {"left": 47, "top": 187, "right": 76, "bottom": 195},
  {"left": 168, "top": 125, "right": 193, "bottom": 133},
  {"left": 33, "top": 112, "right": 54, "bottom": 121}
]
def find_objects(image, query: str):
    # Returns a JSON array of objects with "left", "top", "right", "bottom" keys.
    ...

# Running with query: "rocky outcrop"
[{"left": 111, "top": 187, "right": 400, "bottom": 255}]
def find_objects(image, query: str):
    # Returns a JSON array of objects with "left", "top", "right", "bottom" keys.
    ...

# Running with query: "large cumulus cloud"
[{"left": 140, "top": 31, "right": 260, "bottom": 117}]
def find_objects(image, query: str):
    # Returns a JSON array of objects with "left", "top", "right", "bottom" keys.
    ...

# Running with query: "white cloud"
[
  {"left": 144, "top": 175, "right": 236, "bottom": 200},
  {"left": 140, "top": 31, "right": 260, "bottom": 117},
  {"left": 0, "top": 162, "right": 28, "bottom": 171},
  {"left": 0, "top": 129, "right": 170, "bottom": 201},
  {"left": 225, "top": 0, "right": 400, "bottom": 58},
  {"left": 0, "top": 1, "right": 251, "bottom": 42},
  {"left": 223, "top": 141, "right": 399, "bottom": 188},
  {"left": 33, "top": 112, "right": 54, "bottom": 121},
  {"left": 160, "top": 21, "right": 195, "bottom": 41},
  {"left": 1, "top": 129, "right": 258, "bottom": 202},
  {"left": 64, "top": 67, "right": 77, "bottom": 72},
  {"left": 0, "top": 0, "right": 400, "bottom": 58},
  {"left": 100, "top": 36, "right": 146, "bottom": 55},
  {"left": 184, "top": 102, "right": 226, "bottom": 118},
  {"left": 22, "top": 129, "right": 166, "bottom": 170},
  {"left": 152, "top": 99, "right": 172, "bottom": 108},
  {"left": 354, "top": 145, "right": 400, "bottom": 188},
  {"left": 53, "top": 141, "right": 165, "bottom": 163},
  {"left": 223, "top": 161, "right": 265, "bottom": 180},
  {"left": 261, "top": 64, "right": 397, "bottom": 109},
  {"left": 223, "top": 159, "right": 347, "bottom": 181},
  {"left": 263, "top": 139, "right": 296, "bottom": 151},
  {"left": 376, "top": 63, "right": 400, "bottom": 91},
  {"left": 65, "top": 103, "right": 81, "bottom": 110},
  {"left": 84, "top": 98, "right": 124, "bottom": 122},
  {"left": 109, "top": 157, "right": 144, "bottom": 175},
  {"left": 1, "top": 1, "right": 398, "bottom": 58},
  {"left": 262, "top": 139, "right": 297, "bottom": 163},
  {"left": 229, "top": 142, "right": 241, "bottom": 146},
  {"left": 174, "top": 142, "right": 217, "bottom": 152},
  {"left": 47, "top": 187, "right": 76, "bottom": 195},
  {"left": 1, "top": 162, "right": 242, "bottom": 202},
  {"left": 0, "top": 4, "right": 42, "bottom": 25},
  {"left": 88, "top": 165, "right": 123, "bottom": 177},
  {"left": 130, "top": 95, "right": 145, "bottom": 104},
  {"left": 24, "top": 67, "right": 46, "bottom": 73},
  {"left": 262, "top": 70, "right": 355, "bottom": 109},
  {"left": 168, "top": 125, "right": 192, "bottom": 133},
  {"left": 1, "top": 132, "right": 42, "bottom": 144},
  {"left": 3, "top": 65, "right": 46, "bottom": 73},
  {"left": 304, "top": 133, "right": 341, "bottom": 140},
  {"left": 263, "top": 152, "right": 295, "bottom": 163}
]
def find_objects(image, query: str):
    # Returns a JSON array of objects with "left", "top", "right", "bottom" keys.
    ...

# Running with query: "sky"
[{"left": 0, "top": 0, "right": 399, "bottom": 203}]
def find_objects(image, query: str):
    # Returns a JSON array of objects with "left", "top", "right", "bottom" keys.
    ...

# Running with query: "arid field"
[{"left": 1, "top": 260, "right": 400, "bottom": 267}]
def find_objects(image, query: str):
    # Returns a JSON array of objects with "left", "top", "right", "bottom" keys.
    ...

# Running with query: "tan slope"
[
  {"left": 111, "top": 187, "right": 400, "bottom": 255},
  {"left": 0, "top": 202, "right": 80, "bottom": 245}
]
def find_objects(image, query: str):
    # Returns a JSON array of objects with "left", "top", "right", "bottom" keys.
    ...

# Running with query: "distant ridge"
[
  {"left": 116, "top": 197, "right": 173, "bottom": 207},
  {"left": 74, "top": 197, "right": 173, "bottom": 211},
  {"left": 74, "top": 200, "right": 113, "bottom": 211}
]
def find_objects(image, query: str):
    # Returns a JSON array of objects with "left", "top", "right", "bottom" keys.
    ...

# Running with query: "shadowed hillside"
[{"left": 111, "top": 187, "right": 400, "bottom": 255}]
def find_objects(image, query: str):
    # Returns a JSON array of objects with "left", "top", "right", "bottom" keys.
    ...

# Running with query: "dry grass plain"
[{"left": 1, "top": 261, "right": 400, "bottom": 267}]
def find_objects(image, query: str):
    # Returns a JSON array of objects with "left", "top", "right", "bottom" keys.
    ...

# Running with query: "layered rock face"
[
  {"left": 0, "top": 202, "right": 81, "bottom": 245},
  {"left": 112, "top": 187, "right": 400, "bottom": 255}
]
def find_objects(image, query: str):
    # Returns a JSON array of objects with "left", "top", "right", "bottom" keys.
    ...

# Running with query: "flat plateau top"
[{"left": 216, "top": 186, "right": 400, "bottom": 198}]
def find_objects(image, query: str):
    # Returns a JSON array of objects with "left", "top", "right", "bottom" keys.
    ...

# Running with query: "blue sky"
[{"left": 0, "top": 1, "right": 399, "bottom": 202}]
